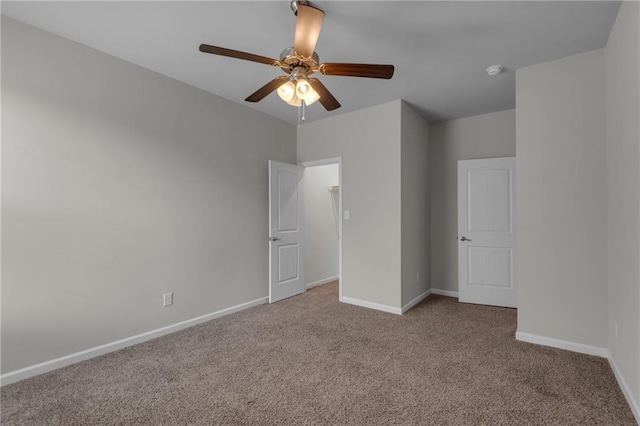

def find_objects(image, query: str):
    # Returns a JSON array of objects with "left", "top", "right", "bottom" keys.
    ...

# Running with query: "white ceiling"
[{"left": 2, "top": 1, "right": 621, "bottom": 124}]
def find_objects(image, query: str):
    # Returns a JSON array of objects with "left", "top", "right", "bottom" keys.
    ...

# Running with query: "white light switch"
[{"left": 344, "top": 210, "right": 350, "bottom": 220}]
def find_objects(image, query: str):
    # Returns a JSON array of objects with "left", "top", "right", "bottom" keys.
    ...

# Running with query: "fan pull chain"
[{"left": 297, "top": 100, "right": 307, "bottom": 125}]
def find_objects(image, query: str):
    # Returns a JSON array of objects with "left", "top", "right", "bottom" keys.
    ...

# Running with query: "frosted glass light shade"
[
  {"left": 295, "top": 77, "right": 319, "bottom": 106},
  {"left": 303, "top": 86, "right": 320, "bottom": 106},
  {"left": 287, "top": 93, "right": 303, "bottom": 107},
  {"left": 295, "top": 78, "right": 312, "bottom": 99},
  {"left": 277, "top": 81, "right": 296, "bottom": 103}
]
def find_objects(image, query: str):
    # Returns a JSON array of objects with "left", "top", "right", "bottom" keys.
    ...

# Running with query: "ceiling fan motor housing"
[{"left": 279, "top": 46, "right": 320, "bottom": 71}]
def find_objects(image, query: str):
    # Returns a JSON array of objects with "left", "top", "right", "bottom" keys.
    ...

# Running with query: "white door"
[
  {"left": 269, "top": 160, "right": 305, "bottom": 303},
  {"left": 458, "top": 157, "right": 516, "bottom": 308}
]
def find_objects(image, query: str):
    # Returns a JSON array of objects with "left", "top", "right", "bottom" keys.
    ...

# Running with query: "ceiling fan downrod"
[{"left": 290, "top": 0, "right": 311, "bottom": 16}]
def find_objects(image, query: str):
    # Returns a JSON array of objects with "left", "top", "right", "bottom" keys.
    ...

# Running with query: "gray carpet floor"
[{"left": 1, "top": 282, "right": 636, "bottom": 425}]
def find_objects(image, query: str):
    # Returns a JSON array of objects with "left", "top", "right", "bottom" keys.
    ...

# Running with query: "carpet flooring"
[{"left": 1, "top": 282, "right": 636, "bottom": 425}]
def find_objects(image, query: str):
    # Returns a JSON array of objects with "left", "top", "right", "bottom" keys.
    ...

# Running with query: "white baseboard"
[
  {"left": 431, "top": 288, "right": 459, "bottom": 298},
  {"left": 607, "top": 351, "right": 640, "bottom": 424},
  {"left": 513, "top": 332, "right": 638, "bottom": 421},
  {"left": 339, "top": 296, "right": 402, "bottom": 315},
  {"left": 306, "top": 275, "right": 339, "bottom": 289},
  {"left": 0, "top": 296, "right": 268, "bottom": 387},
  {"left": 515, "top": 331, "right": 608, "bottom": 358},
  {"left": 402, "top": 289, "right": 432, "bottom": 313}
]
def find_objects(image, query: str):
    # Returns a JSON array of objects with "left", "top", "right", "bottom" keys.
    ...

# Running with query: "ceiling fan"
[{"left": 199, "top": 0, "right": 394, "bottom": 112}]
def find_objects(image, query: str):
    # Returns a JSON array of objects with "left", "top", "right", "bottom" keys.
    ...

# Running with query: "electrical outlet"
[
  {"left": 344, "top": 210, "right": 350, "bottom": 220},
  {"left": 416, "top": 272, "right": 420, "bottom": 282},
  {"left": 615, "top": 321, "right": 618, "bottom": 339},
  {"left": 163, "top": 292, "right": 173, "bottom": 307}
]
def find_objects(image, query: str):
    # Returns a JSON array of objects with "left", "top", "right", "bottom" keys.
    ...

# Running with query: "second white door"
[
  {"left": 458, "top": 157, "right": 516, "bottom": 308},
  {"left": 269, "top": 160, "right": 305, "bottom": 303}
]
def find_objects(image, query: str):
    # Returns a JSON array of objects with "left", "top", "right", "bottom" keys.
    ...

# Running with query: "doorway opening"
[{"left": 300, "top": 158, "right": 342, "bottom": 299}]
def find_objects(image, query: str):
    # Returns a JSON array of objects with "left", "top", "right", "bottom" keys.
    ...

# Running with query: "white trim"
[
  {"left": 299, "top": 157, "right": 343, "bottom": 300},
  {"left": 306, "top": 276, "right": 339, "bottom": 289},
  {"left": 401, "top": 289, "right": 432, "bottom": 313},
  {"left": 0, "top": 296, "right": 268, "bottom": 387},
  {"left": 339, "top": 296, "right": 402, "bottom": 315},
  {"left": 431, "top": 288, "right": 459, "bottom": 298},
  {"left": 299, "top": 157, "right": 341, "bottom": 168},
  {"left": 607, "top": 350, "right": 640, "bottom": 424},
  {"left": 515, "top": 331, "right": 608, "bottom": 358}
]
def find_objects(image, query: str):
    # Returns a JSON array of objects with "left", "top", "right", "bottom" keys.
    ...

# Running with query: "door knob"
[
  {"left": 269, "top": 236, "right": 281, "bottom": 242},
  {"left": 460, "top": 236, "right": 471, "bottom": 241}
]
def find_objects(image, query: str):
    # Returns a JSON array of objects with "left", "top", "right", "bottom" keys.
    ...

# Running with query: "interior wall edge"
[
  {"left": 401, "top": 288, "right": 432, "bottom": 314},
  {"left": 305, "top": 276, "right": 339, "bottom": 289},
  {"left": 608, "top": 351, "right": 640, "bottom": 424},
  {"left": 430, "top": 289, "right": 459, "bottom": 298},
  {"left": 339, "top": 296, "right": 403, "bottom": 316}
]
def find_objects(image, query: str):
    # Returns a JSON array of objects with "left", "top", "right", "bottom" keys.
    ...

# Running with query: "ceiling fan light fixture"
[
  {"left": 287, "top": 93, "right": 303, "bottom": 107},
  {"left": 302, "top": 86, "right": 320, "bottom": 106},
  {"left": 277, "top": 80, "right": 296, "bottom": 103},
  {"left": 295, "top": 77, "right": 311, "bottom": 97},
  {"left": 292, "top": 75, "right": 318, "bottom": 106},
  {"left": 200, "top": 1, "right": 392, "bottom": 113}
]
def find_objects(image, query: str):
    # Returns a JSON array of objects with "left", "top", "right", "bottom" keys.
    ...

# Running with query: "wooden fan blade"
[
  {"left": 320, "top": 63, "right": 395, "bottom": 79},
  {"left": 199, "top": 44, "right": 279, "bottom": 66},
  {"left": 294, "top": 5, "right": 325, "bottom": 58},
  {"left": 309, "top": 78, "right": 341, "bottom": 111},
  {"left": 245, "top": 77, "right": 289, "bottom": 103}
]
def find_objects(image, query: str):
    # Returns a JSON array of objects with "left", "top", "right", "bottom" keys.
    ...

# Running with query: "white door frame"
[{"left": 299, "top": 157, "right": 343, "bottom": 299}]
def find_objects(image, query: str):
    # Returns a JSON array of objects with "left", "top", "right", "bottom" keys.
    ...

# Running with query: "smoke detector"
[{"left": 486, "top": 65, "right": 504, "bottom": 76}]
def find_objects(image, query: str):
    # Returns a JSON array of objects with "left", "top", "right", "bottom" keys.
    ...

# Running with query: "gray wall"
[
  {"left": 400, "top": 102, "right": 430, "bottom": 306},
  {"left": 1, "top": 17, "right": 296, "bottom": 373},
  {"left": 605, "top": 0, "right": 640, "bottom": 410},
  {"left": 297, "top": 101, "right": 403, "bottom": 309},
  {"left": 429, "top": 109, "right": 516, "bottom": 293},
  {"left": 516, "top": 49, "right": 607, "bottom": 348},
  {"left": 303, "top": 163, "right": 339, "bottom": 286}
]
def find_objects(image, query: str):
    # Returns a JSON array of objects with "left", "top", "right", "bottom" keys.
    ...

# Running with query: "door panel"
[
  {"left": 458, "top": 157, "right": 516, "bottom": 308},
  {"left": 468, "top": 247, "right": 512, "bottom": 288},
  {"left": 468, "top": 169, "right": 512, "bottom": 232},
  {"left": 277, "top": 171, "right": 299, "bottom": 231},
  {"left": 269, "top": 160, "right": 305, "bottom": 303},
  {"left": 278, "top": 244, "right": 300, "bottom": 282}
]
